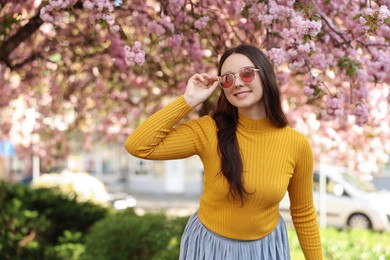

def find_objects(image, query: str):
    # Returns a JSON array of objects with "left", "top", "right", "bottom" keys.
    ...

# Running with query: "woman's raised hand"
[{"left": 184, "top": 73, "right": 219, "bottom": 108}]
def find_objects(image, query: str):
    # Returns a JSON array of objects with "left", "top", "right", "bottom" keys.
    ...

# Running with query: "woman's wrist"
[{"left": 183, "top": 94, "right": 199, "bottom": 108}]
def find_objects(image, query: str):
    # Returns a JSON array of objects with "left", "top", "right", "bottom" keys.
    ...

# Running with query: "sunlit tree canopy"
[{"left": 0, "top": 0, "right": 389, "bottom": 173}]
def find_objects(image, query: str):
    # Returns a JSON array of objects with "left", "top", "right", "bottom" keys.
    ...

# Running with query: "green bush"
[
  {"left": 321, "top": 228, "right": 390, "bottom": 260},
  {"left": 83, "top": 210, "right": 189, "bottom": 260},
  {"left": 0, "top": 181, "right": 108, "bottom": 259},
  {"left": 288, "top": 227, "right": 390, "bottom": 260},
  {"left": 44, "top": 230, "right": 86, "bottom": 260}
]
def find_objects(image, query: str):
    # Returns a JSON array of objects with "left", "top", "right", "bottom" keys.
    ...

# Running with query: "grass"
[{"left": 288, "top": 227, "right": 390, "bottom": 260}]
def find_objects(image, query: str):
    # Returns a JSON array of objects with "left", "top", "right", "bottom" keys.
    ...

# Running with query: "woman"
[{"left": 125, "top": 44, "right": 323, "bottom": 259}]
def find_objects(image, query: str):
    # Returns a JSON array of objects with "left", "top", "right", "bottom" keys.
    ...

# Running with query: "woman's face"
[{"left": 220, "top": 53, "right": 265, "bottom": 119}]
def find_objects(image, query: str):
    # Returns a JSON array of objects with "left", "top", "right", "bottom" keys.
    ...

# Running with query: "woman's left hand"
[{"left": 184, "top": 73, "right": 219, "bottom": 108}]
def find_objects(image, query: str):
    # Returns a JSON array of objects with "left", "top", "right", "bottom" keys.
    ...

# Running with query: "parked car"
[
  {"left": 279, "top": 170, "right": 390, "bottom": 231},
  {"left": 108, "top": 192, "right": 137, "bottom": 210},
  {"left": 31, "top": 170, "right": 137, "bottom": 210}
]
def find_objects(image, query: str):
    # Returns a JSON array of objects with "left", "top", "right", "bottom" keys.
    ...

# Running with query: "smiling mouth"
[{"left": 234, "top": 91, "right": 251, "bottom": 97}]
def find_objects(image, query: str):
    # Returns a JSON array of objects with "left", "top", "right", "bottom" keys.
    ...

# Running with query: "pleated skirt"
[{"left": 179, "top": 212, "right": 290, "bottom": 260}]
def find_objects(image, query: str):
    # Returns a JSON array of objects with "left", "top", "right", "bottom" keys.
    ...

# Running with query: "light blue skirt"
[{"left": 179, "top": 212, "right": 290, "bottom": 260}]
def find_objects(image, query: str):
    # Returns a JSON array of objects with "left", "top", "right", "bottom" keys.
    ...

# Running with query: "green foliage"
[
  {"left": 83, "top": 210, "right": 188, "bottom": 260},
  {"left": 356, "top": 11, "right": 390, "bottom": 33},
  {"left": 288, "top": 227, "right": 390, "bottom": 260},
  {"left": 0, "top": 14, "right": 19, "bottom": 39},
  {"left": 2, "top": 182, "right": 389, "bottom": 260},
  {"left": 0, "top": 181, "right": 108, "bottom": 259},
  {"left": 337, "top": 56, "right": 361, "bottom": 77},
  {"left": 44, "top": 229, "right": 86, "bottom": 259}
]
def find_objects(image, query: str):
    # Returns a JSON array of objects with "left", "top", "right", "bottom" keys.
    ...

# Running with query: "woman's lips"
[{"left": 233, "top": 91, "right": 251, "bottom": 97}]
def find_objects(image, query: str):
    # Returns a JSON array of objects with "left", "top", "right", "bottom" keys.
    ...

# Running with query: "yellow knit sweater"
[{"left": 125, "top": 96, "right": 323, "bottom": 259}]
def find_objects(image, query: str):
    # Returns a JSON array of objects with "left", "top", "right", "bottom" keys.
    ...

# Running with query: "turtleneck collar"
[{"left": 237, "top": 113, "right": 276, "bottom": 132}]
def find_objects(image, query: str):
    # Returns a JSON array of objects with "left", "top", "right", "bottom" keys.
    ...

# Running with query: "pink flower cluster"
[
  {"left": 83, "top": 0, "right": 118, "bottom": 32},
  {"left": 147, "top": 21, "right": 166, "bottom": 36},
  {"left": 147, "top": 17, "right": 175, "bottom": 36},
  {"left": 109, "top": 36, "right": 145, "bottom": 69},
  {"left": 124, "top": 41, "right": 145, "bottom": 66},
  {"left": 350, "top": 84, "right": 370, "bottom": 125},
  {"left": 194, "top": 16, "right": 210, "bottom": 30},
  {"left": 40, "top": 0, "right": 78, "bottom": 23},
  {"left": 227, "top": 1, "right": 243, "bottom": 17},
  {"left": 303, "top": 86, "right": 315, "bottom": 97},
  {"left": 325, "top": 94, "right": 344, "bottom": 118},
  {"left": 303, "top": 77, "right": 323, "bottom": 99},
  {"left": 108, "top": 34, "right": 127, "bottom": 71},
  {"left": 266, "top": 48, "right": 285, "bottom": 66},
  {"left": 167, "top": 0, "right": 184, "bottom": 15},
  {"left": 40, "top": 0, "right": 118, "bottom": 32},
  {"left": 184, "top": 37, "right": 203, "bottom": 62},
  {"left": 168, "top": 34, "right": 183, "bottom": 49},
  {"left": 352, "top": 103, "right": 369, "bottom": 126},
  {"left": 290, "top": 15, "right": 322, "bottom": 37}
]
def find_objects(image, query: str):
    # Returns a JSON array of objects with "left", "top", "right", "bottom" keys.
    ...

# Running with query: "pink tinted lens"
[
  {"left": 220, "top": 73, "right": 234, "bottom": 89},
  {"left": 239, "top": 68, "right": 255, "bottom": 83}
]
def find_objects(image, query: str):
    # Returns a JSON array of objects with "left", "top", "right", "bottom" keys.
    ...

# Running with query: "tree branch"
[
  {"left": 319, "top": 14, "right": 352, "bottom": 48},
  {"left": 0, "top": 12, "right": 43, "bottom": 66}
]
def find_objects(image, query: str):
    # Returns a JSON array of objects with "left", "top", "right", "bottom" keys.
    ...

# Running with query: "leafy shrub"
[
  {"left": 288, "top": 227, "right": 390, "bottom": 260},
  {"left": 0, "top": 181, "right": 108, "bottom": 259},
  {"left": 321, "top": 228, "right": 390, "bottom": 260},
  {"left": 44, "top": 231, "right": 86, "bottom": 260},
  {"left": 83, "top": 210, "right": 189, "bottom": 260}
]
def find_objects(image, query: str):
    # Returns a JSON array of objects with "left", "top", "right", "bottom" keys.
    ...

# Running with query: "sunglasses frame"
[{"left": 218, "top": 66, "right": 260, "bottom": 89}]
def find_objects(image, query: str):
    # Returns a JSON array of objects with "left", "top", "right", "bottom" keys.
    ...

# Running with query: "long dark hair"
[{"left": 212, "top": 44, "right": 288, "bottom": 205}]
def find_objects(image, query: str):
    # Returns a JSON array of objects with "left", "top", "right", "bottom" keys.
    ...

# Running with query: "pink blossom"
[
  {"left": 266, "top": 48, "right": 285, "bottom": 66},
  {"left": 40, "top": 13, "right": 54, "bottom": 23},
  {"left": 194, "top": 16, "right": 210, "bottom": 30},
  {"left": 134, "top": 52, "right": 145, "bottom": 65},
  {"left": 268, "top": 1, "right": 293, "bottom": 18},
  {"left": 290, "top": 15, "right": 322, "bottom": 37},
  {"left": 185, "top": 37, "right": 203, "bottom": 61},
  {"left": 132, "top": 41, "right": 142, "bottom": 52},
  {"left": 168, "top": 0, "right": 184, "bottom": 14},
  {"left": 352, "top": 84, "right": 369, "bottom": 101},
  {"left": 226, "top": 1, "right": 241, "bottom": 16},
  {"left": 325, "top": 94, "right": 345, "bottom": 118},
  {"left": 303, "top": 86, "right": 315, "bottom": 98},
  {"left": 260, "top": 14, "right": 274, "bottom": 26},
  {"left": 147, "top": 21, "right": 166, "bottom": 35},
  {"left": 161, "top": 17, "right": 175, "bottom": 33},
  {"left": 297, "top": 42, "right": 311, "bottom": 54},
  {"left": 250, "top": 3, "right": 265, "bottom": 20},
  {"left": 83, "top": 1, "right": 94, "bottom": 9},
  {"left": 378, "top": 5, "right": 390, "bottom": 22},
  {"left": 352, "top": 103, "right": 369, "bottom": 126},
  {"left": 288, "top": 59, "right": 305, "bottom": 71},
  {"left": 110, "top": 25, "right": 120, "bottom": 32},
  {"left": 237, "top": 18, "right": 256, "bottom": 31},
  {"left": 168, "top": 34, "right": 183, "bottom": 49},
  {"left": 124, "top": 42, "right": 145, "bottom": 66},
  {"left": 359, "top": 16, "right": 366, "bottom": 25},
  {"left": 132, "top": 13, "right": 149, "bottom": 28}
]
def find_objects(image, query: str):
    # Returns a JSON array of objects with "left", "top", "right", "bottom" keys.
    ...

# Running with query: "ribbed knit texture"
[{"left": 125, "top": 96, "right": 323, "bottom": 259}]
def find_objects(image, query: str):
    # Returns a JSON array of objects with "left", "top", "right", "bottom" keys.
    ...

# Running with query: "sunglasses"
[{"left": 218, "top": 67, "right": 260, "bottom": 89}]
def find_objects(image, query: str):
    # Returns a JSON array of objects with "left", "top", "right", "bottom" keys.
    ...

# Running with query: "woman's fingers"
[{"left": 197, "top": 73, "right": 218, "bottom": 87}]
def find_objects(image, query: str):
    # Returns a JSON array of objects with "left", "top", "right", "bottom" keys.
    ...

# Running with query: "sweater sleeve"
[
  {"left": 287, "top": 136, "right": 323, "bottom": 260},
  {"left": 125, "top": 96, "right": 204, "bottom": 160}
]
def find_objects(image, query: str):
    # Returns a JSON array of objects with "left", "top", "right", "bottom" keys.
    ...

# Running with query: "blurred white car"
[
  {"left": 280, "top": 171, "right": 390, "bottom": 231},
  {"left": 32, "top": 170, "right": 136, "bottom": 210}
]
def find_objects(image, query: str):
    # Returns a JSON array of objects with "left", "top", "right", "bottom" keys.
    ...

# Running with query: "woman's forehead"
[{"left": 221, "top": 54, "right": 255, "bottom": 73}]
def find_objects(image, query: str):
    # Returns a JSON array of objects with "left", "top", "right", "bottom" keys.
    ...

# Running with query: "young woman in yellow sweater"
[{"left": 125, "top": 44, "right": 323, "bottom": 259}]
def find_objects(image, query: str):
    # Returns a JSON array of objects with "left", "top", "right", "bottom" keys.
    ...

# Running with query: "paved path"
[{"left": 132, "top": 193, "right": 199, "bottom": 217}]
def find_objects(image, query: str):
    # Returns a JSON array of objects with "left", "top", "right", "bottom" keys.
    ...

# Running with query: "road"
[{"left": 132, "top": 193, "right": 199, "bottom": 217}]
